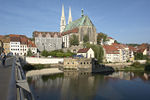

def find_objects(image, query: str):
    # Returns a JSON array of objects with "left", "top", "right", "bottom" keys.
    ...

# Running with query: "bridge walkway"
[{"left": 0, "top": 57, "right": 14, "bottom": 100}]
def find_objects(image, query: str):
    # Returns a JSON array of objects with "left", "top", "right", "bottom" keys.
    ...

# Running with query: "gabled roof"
[
  {"left": 27, "top": 40, "right": 36, "bottom": 47},
  {"left": 63, "top": 15, "right": 94, "bottom": 32},
  {"left": 77, "top": 48, "right": 90, "bottom": 53},
  {"left": 61, "top": 28, "right": 79, "bottom": 36},
  {"left": 103, "top": 45, "right": 120, "bottom": 54},
  {"left": 33, "top": 31, "right": 61, "bottom": 37}
]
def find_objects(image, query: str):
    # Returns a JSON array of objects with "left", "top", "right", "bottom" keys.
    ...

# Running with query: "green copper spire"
[{"left": 81, "top": 8, "right": 84, "bottom": 17}]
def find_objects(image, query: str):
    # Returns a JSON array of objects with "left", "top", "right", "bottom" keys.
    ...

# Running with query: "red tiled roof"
[
  {"left": 61, "top": 28, "right": 79, "bottom": 36},
  {"left": 9, "top": 34, "right": 36, "bottom": 47},
  {"left": 108, "top": 37, "right": 113, "bottom": 39},
  {"left": 77, "top": 48, "right": 90, "bottom": 53},
  {"left": 10, "top": 37, "right": 20, "bottom": 42},
  {"left": 103, "top": 45, "right": 120, "bottom": 54},
  {"left": 27, "top": 40, "right": 36, "bottom": 47}
]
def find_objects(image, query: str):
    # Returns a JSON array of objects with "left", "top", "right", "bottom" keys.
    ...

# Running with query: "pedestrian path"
[{"left": 0, "top": 57, "right": 13, "bottom": 100}]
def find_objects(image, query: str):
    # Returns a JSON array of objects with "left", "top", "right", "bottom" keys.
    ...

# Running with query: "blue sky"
[{"left": 0, "top": 0, "right": 150, "bottom": 44}]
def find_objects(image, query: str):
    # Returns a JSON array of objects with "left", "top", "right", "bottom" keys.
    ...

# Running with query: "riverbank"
[{"left": 26, "top": 68, "right": 63, "bottom": 77}]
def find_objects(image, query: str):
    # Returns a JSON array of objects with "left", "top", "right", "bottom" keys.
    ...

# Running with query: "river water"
[{"left": 27, "top": 71, "right": 150, "bottom": 100}]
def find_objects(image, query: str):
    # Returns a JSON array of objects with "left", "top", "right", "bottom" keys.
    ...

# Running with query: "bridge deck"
[{"left": 0, "top": 57, "right": 13, "bottom": 100}]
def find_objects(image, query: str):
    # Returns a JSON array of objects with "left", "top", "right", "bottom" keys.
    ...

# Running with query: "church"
[
  {"left": 33, "top": 5, "right": 97, "bottom": 52},
  {"left": 60, "top": 5, "right": 97, "bottom": 48}
]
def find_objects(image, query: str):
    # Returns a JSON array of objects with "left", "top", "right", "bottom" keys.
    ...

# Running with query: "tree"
[
  {"left": 134, "top": 52, "right": 148, "bottom": 60},
  {"left": 41, "top": 50, "right": 49, "bottom": 57},
  {"left": 27, "top": 49, "right": 33, "bottom": 57},
  {"left": 97, "top": 32, "right": 108, "bottom": 44},
  {"left": 70, "top": 35, "right": 79, "bottom": 46},
  {"left": 83, "top": 34, "right": 89, "bottom": 43}
]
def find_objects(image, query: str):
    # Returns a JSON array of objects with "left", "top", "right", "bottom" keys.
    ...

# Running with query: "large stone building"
[
  {"left": 61, "top": 14, "right": 97, "bottom": 48},
  {"left": 60, "top": 6, "right": 97, "bottom": 48},
  {"left": 33, "top": 31, "right": 62, "bottom": 51}
]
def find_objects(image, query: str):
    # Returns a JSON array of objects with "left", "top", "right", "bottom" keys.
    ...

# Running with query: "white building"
[
  {"left": 9, "top": 34, "right": 37, "bottom": 56},
  {"left": 103, "top": 43, "right": 134, "bottom": 63},
  {"left": 77, "top": 48, "right": 94, "bottom": 58},
  {"left": 10, "top": 36, "right": 20, "bottom": 56},
  {"left": 104, "top": 37, "right": 115, "bottom": 45}
]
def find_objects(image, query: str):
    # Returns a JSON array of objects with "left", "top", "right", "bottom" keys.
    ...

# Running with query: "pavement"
[{"left": 0, "top": 57, "right": 13, "bottom": 100}]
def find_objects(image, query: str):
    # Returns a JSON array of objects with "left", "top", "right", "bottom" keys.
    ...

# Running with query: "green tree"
[
  {"left": 83, "top": 34, "right": 89, "bottom": 43},
  {"left": 70, "top": 35, "right": 79, "bottom": 46},
  {"left": 134, "top": 52, "right": 148, "bottom": 60},
  {"left": 27, "top": 49, "right": 33, "bottom": 57},
  {"left": 41, "top": 50, "right": 49, "bottom": 57},
  {"left": 97, "top": 32, "right": 108, "bottom": 44}
]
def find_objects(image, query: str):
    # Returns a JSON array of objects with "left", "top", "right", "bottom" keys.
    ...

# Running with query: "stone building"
[
  {"left": 33, "top": 31, "right": 62, "bottom": 51},
  {"left": 61, "top": 14, "right": 97, "bottom": 48},
  {"left": 63, "top": 58, "right": 94, "bottom": 72}
]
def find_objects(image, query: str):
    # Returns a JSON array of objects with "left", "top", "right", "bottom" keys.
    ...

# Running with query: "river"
[{"left": 27, "top": 71, "right": 150, "bottom": 100}]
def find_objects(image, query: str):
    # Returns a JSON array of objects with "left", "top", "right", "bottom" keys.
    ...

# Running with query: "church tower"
[
  {"left": 68, "top": 7, "right": 72, "bottom": 24},
  {"left": 60, "top": 4, "right": 66, "bottom": 33}
]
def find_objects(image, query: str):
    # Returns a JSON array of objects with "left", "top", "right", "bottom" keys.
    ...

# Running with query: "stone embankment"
[
  {"left": 26, "top": 68, "right": 63, "bottom": 77},
  {"left": 105, "top": 63, "right": 132, "bottom": 69}
]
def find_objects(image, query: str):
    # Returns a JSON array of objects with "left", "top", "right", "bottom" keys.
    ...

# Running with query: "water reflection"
[
  {"left": 105, "top": 71, "right": 150, "bottom": 81},
  {"left": 28, "top": 71, "right": 150, "bottom": 100}
]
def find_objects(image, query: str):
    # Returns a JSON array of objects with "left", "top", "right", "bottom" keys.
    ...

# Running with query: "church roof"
[{"left": 63, "top": 15, "right": 94, "bottom": 32}]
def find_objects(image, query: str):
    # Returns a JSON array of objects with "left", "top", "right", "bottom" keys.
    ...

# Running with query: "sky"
[{"left": 0, "top": 0, "right": 150, "bottom": 44}]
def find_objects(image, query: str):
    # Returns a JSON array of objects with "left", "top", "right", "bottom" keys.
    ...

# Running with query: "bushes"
[
  {"left": 23, "top": 64, "right": 51, "bottom": 71},
  {"left": 41, "top": 50, "right": 76, "bottom": 58},
  {"left": 131, "top": 62, "right": 141, "bottom": 67},
  {"left": 144, "top": 62, "right": 150, "bottom": 71}
]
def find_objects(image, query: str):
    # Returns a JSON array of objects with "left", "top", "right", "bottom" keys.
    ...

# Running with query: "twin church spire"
[{"left": 60, "top": 4, "right": 72, "bottom": 33}]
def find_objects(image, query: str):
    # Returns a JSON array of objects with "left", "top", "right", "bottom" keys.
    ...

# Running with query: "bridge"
[{"left": 0, "top": 56, "right": 34, "bottom": 100}]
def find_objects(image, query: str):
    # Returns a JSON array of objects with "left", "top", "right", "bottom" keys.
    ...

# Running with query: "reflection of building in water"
[
  {"left": 28, "top": 72, "right": 103, "bottom": 100},
  {"left": 60, "top": 72, "right": 98, "bottom": 100},
  {"left": 106, "top": 71, "right": 135, "bottom": 80}
]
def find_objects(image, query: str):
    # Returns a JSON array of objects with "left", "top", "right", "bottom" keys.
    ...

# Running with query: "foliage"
[
  {"left": 144, "top": 61, "right": 150, "bottom": 71},
  {"left": 134, "top": 52, "right": 148, "bottom": 60},
  {"left": 70, "top": 35, "right": 79, "bottom": 46},
  {"left": 27, "top": 49, "right": 33, "bottom": 57},
  {"left": 42, "top": 50, "right": 75, "bottom": 58},
  {"left": 23, "top": 64, "right": 51, "bottom": 71},
  {"left": 131, "top": 62, "right": 141, "bottom": 67},
  {"left": 83, "top": 43, "right": 104, "bottom": 63},
  {"left": 41, "top": 50, "right": 49, "bottom": 57},
  {"left": 97, "top": 32, "right": 108, "bottom": 44},
  {"left": 126, "top": 43, "right": 140, "bottom": 47},
  {"left": 83, "top": 34, "right": 89, "bottom": 43}
]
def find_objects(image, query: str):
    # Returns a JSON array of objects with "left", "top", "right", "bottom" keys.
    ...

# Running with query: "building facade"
[
  {"left": 103, "top": 43, "right": 134, "bottom": 63},
  {"left": 33, "top": 31, "right": 62, "bottom": 51},
  {"left": 77, "top": 48, "right": 94, "bottom": 58}
]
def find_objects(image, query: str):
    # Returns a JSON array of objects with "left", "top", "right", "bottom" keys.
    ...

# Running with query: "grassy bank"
[
  {"left": 117, "top": 61, "right": 150, "bottom": 72},
  {"left": 23, "top": 64, "right": 52, "bottom": 71}
]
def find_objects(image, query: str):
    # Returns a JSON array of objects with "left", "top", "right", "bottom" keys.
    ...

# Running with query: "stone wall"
[
  {"left": 35, "top": 37, "right": 62, "bottom": 51},
  {"left": 63, "top": 58, "right": 93, "bottom": 72},
  {"left": 26, "top": 57, "right": 64, "bottom": 64}
]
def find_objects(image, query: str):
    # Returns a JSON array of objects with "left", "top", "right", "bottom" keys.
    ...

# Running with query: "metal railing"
[{"left": 8, "top": 56, "right": 34, "bottom": 100}]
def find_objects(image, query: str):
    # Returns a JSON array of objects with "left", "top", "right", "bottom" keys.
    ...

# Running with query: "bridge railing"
[{"left": 8, "top": 56, "right": 34, "bottom": 100}]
